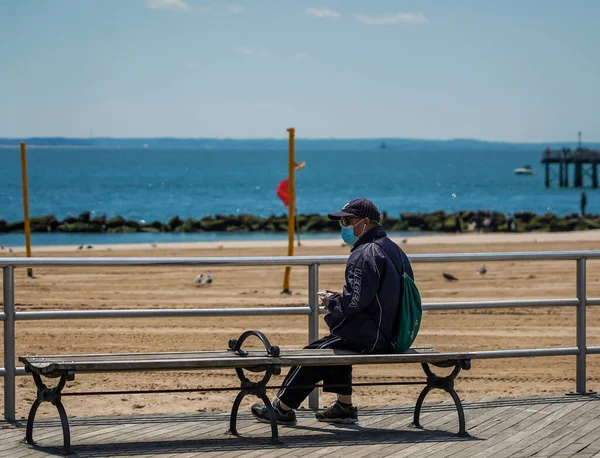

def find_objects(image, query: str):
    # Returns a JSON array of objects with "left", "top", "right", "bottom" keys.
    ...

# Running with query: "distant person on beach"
[
  {"left": 454, "top": 214, "right": 463, "bottom": 233},
  {"left": 581, "top": 192, "right": 587, "bottom": 216},
  {"left": 251, "top": 198, "right": 414, "bottom": 425}
]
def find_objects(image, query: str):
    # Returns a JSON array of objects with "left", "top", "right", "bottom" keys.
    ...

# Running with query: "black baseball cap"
[{"left": 328, "top": 198, "right": 381, "bottom": 222}]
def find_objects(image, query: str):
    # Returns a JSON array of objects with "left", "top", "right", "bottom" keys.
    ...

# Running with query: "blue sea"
[{"left": 0, "top": 140, "right": 596, "bottom": 246}]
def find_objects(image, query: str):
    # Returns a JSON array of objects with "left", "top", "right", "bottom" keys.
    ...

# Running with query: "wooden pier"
[
  {"left": 3, "top": 395, "right": 600, "bottom": 457},
  {"left": 542, "top": 147, "right": 600, "bottom": 188}
]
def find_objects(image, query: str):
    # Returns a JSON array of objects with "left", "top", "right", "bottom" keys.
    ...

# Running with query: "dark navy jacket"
[{"left": 325, "top": 226, "right": 414, "bottom": 353}]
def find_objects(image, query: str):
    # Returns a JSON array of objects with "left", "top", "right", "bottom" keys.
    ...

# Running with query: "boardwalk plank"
[
  {"left": 6, "top": 396, "right": 600, "bottom": 458},
  {"left": 467, "top": 398, "right": 587, "bottom": 458},
  {"left": 384, "top": 396, "right": 513, "bottom": 458},
  {"left": 541, "top": 408, "right": 600, "bottom": 457},
  {"left": 423, "top": 396, "right": 561, "bottom": 458},
  {"left": 501, "top": 398, "right": 600, "bottom": 458}
]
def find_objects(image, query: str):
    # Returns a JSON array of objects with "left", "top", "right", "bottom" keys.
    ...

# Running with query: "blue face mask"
[
  {"left": 340, "top": 219, "right": 366, "bottom": 246},
  {"left": 341, "top": 226, "right": 358, "bottom": 246}
]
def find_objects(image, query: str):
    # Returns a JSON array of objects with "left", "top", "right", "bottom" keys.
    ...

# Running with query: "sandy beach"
[{"left": 2, "top": 230, "right": 600, "bottom": 420}]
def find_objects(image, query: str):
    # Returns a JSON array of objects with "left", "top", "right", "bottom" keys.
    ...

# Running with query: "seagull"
[
  {"left": 87, "top": 245, "right": 93, "bottom": 249},
  {"left": 194, "top": 274, "right": 203, "bottom": 284},
  {"left": 478, "top": 265, "right": 487, "bottom": 275},
  {"left": 202, "top": 272, "right": 213, "bottom": 285},
  {"left": 78, "top": 245, "right": 84, "bottom": 250},
  {"left": 443, "top": 273, "right": 459, "bottom": 281},
  {"left": 0, "top": 245, "right": 4, "bottom": 250}
]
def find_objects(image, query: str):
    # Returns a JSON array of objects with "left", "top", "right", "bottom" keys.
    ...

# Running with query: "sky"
[{"left": 0, "top": 0, "right": 598, "bottom": 142}]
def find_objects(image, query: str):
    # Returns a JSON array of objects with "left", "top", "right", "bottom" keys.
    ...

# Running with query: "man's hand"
[{"left": 318, "top": 290, "right": 340, "bottom": 307}]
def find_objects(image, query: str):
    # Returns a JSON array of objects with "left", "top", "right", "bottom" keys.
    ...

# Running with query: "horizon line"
[{"left": 1, "top": 136, "right": 599, "bottom": 145}]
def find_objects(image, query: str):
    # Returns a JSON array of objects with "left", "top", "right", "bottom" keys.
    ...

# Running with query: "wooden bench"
[{"left": 19, "top": 330, "right": 472, "bottom": 454}]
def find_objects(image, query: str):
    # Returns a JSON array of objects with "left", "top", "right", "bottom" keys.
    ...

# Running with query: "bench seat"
[
  {"left": 19, "top": 347, "right": 467, "bottom": 375},
  {"left": 18, "top": 330, "right": 471, "bottom": 455}
]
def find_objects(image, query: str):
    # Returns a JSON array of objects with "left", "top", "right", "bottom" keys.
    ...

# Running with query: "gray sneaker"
[
  {"left": 251, "top": 400, "right": 297, "bottom": 425},
  {"left": 315, "top": 402, "right": 358, "bottom": 424}
]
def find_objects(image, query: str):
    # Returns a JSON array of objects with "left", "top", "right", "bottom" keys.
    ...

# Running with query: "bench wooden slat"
[{"left": 19, "top": 347, "right": 471, "bottom": 376}]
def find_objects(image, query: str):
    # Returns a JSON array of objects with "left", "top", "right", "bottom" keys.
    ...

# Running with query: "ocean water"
[{"left": 0, "top": 140, "right": 596, "bottom": 245}]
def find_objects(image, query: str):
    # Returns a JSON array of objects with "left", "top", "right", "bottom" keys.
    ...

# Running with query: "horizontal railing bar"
[
  {"left": 0, "top": 368, "right": 27, "bottom": 377},
  {"left": 0, "top": 256, "right": 346, "bottom": 267},
  {"left": 10, "top": 298, "right": 581, "bottom": 322},
  {"left": 587, "top": 346, "right": 600, "bottom": 354},
  {"left": 423, "top": 298, "right": 578, "bottom": 310},
  {"left": 469, "top": 347, "right": 579, "bottom": 359},
  {"left": 588, "top": 298, "right": 600, "bottom": 306},
  {"left": 1, "top": 250, "right": 600, "bottom": 267},
  {"left": 0, "top": 312, "right": 5, "bottom": 321},
  {"left": 15, "top": 307, "right": 312, "bottom": 321},
  {"left": 0, "top": 347, "right": 583, "bottom": 379}
]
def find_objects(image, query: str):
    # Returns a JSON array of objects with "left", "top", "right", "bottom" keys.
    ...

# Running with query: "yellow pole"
[
  {"left": 282, "top": 128, "right": 295, "bottom": 293},
  {"left": 20, "top": 142, "right": 33, "bottom": 277}
]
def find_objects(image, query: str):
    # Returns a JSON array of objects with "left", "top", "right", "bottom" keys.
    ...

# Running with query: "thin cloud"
[
  {"left": 227, "top": 6, "right": 244, "bottom": 14},
  {"left": 236, "top": 47, "right": 267, "bottom": 56},
  {"left": 145, "top": 0, "right": 191, "bottom": 12},
  {"left": 355, "top": 12, "right": 428, "bottom": 26},
  {"left": 295, "top": 53, "right": 309, "bottom": 61},
  {"left": 305, "top": 7, "right": 340, "bottom": 19}
]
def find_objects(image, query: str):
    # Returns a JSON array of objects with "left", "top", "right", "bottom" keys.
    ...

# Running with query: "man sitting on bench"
[{"left": 251, "top": 198, "right": 414, "bottom": 425}]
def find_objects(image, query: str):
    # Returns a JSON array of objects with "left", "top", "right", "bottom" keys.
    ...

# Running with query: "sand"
[{"left": 1, "top": 230, "right": 600, "bottom": 420}]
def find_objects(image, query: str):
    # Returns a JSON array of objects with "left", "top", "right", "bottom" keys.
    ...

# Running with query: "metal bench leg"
[
  {"left": 258, "top": 392, "right": 279, "bottom": 444},
  {"left": 229, "top": 391, "right": 247, "bottom": 436},
  {"left": 229, "top": 366, "right": 281, "bottom": 444},
  {"left": 25, "top": 399, "right": 42, "bottom": 446},
  {"left": 25, "top": 372, "right": 73, "bottom": 455},
  {"left": 412, "top": 385, "right": 431, "bottom": 430},
  {"left": 412, "top": 362, "right": 469, "bottom": 437}
]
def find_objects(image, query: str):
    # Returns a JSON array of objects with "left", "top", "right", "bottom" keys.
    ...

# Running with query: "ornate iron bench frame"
[{"left": 19, "top": 330, "right": 471, "bottom": 455}]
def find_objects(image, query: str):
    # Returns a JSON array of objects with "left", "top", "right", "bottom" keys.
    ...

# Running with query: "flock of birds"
[
  {"left": 194, "top": 272, "right": 213, "bottom": 286},
  {"left": 443, "top": 264, "right": 487, "bottom": 281},
  {"left": 0, "top": 245, "right": 12, "bottom": 252},
  {"left": 191, "top": 266, "right": 484, "bottom": 285}
]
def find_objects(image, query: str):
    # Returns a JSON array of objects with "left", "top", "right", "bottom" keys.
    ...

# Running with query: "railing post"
[
  {"left": 576, "top": 258, "right": 588, "bottom": 394},
  {"left": 3, "top": 266, "right": 16, "bottom": 421},
  {"left": 308, "top": 263, "right": 319, "bottom": 410}
]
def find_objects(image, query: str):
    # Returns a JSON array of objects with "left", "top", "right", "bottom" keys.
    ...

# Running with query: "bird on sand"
[
  {"left": 194, "top": 274, "right": 203, "bottom": 284},
  {"left": 203, "top": 272, "right": 213, "bottom": 285},
  {"left": 443, "top": 273, "right": 459, "bottom": 281},
  {"left": 477, "top": 265, "right": 487, "bottom": 275}
]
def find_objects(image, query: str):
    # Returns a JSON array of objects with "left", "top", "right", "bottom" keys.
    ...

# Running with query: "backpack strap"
[
  {"left": 371, "top": 238, "right": 406, "bottom": 349},
  {"left": 374, "top": 238, "right": 405, "bottom": 278}
]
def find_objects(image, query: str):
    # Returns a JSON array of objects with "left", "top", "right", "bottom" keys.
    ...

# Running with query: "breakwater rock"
[{"left": 1, "top": 210, "right": 599, "bottom": 234}]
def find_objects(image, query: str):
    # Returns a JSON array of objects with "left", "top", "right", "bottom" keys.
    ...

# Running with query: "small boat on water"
[{"left": 514, "top": 165, "right": 536, "bottom": 175}]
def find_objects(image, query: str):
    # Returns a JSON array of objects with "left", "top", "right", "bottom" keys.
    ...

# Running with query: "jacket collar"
[{"left": 351, "top": 225, "right": 387, "bottom": 252}]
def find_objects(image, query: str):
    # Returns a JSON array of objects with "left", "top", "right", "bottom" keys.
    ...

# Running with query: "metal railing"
[{"left": 2, "top": 250, "right": 600, "bottom": 421}]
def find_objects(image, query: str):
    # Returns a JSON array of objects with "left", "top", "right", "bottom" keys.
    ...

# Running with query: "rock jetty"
[{"left": 1, "top": 210, "right": 599, "bottom": 234}]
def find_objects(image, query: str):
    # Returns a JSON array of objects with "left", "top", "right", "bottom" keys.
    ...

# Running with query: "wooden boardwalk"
[{"left": 2, "top": 395, "right": 600, "bottom": 457}]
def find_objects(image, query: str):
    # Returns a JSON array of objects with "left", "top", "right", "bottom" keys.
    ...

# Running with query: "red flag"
[{"left": 277, "top": 179, "right": 290, "bottom": 206}]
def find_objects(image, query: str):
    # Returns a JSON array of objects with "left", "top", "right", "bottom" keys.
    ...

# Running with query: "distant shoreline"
[{"left": 2, "top": 229, "right": 600, "bottom": 253}]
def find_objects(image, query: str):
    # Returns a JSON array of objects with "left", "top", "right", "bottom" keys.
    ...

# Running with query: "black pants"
[{"left": 277, "top": 335, "right": 355, "bottom": 409}]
